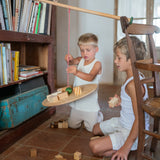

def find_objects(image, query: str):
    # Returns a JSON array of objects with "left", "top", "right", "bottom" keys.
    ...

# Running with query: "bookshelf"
[{"left": 0, "top": 5, "right": 56, "bottom": 153}]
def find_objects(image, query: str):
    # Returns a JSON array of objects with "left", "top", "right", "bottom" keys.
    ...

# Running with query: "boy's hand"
[
  {"left": 65, "top": 54, "right": 73, "bottom": 63},
  {"left": 66, "top": 66, "right": 77, "bottom": 75},
  {"left": 108, "top": 94, "right": 121, "bottom": 108}
]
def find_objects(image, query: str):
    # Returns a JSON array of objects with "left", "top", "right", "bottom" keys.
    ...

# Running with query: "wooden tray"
[{"left": 42, "top": 84, "right": 97, "bottom": 107}]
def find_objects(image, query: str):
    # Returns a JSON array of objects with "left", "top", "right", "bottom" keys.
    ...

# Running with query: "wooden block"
[
  {"left": 47, "top": 94, "right": 59, "bottom": 102},
  {"left": 108, "top": 97, "right": 119, "bottom": 108},
  {"left": 58, "top": 91, "right": 68, "bottom": 100},
  {"left": 90, "top": 136, "right": 100, "bottom": 140},
  {"left": 54, "top": 154, "right": 63, "bottom": 160},
  {"left": 54, "top": 121, "right": 58, "bottom": 128},
  {"left": 30, "top": 148, "right": 37, "bottom": 157},
  {"left": 62, "top": 121, "right": 68, "bottom": 128},
  {"left": 58, "top": 122, "right": 63, "bottom": 128},
  {"left": 50, "top": 122, "right": 54, "bottom": 128},
  {"left": 74, "top": 151, "right": 82, "bottom": 160},
  {"left": 73, "top": 86, "right": 82, "bottom": 96}
]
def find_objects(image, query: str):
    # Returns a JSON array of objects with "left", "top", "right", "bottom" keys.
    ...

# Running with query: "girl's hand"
[
  {"left": 66, "top": 66, "right": 77, "bottom": 75},
  {"left": 65, "top": 54, "right": 73, "bottom": 63},
  {"left": 108, "top": 94, "right": 121, "bottom": 108}
]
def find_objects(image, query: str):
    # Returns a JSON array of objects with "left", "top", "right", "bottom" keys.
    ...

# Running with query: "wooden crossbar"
[{"left": 36, "top": 0, "right": 130, "bottom": 21}]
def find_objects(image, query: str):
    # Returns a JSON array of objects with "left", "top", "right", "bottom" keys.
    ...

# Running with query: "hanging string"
[{"left": 67, "top": 8, "right": 71, "bottom": 87}]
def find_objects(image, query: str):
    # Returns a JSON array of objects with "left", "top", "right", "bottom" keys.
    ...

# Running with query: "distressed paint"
[{"left": 0, "top": 85, "right": 48, "bottom": 129}]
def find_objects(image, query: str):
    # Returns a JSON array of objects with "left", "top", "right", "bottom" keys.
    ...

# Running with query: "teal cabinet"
[{"left": 0, "top": 85, "right": 48, "bottom": 129}]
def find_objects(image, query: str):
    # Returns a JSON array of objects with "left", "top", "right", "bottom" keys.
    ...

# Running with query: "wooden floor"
[{"left": 0, "top": 84, "right": 159, "bottom": 160}]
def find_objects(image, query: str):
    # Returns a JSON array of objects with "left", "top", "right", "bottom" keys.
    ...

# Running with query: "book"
[
  {"left": 5, "top": 43, "right": 12, "bottom": 82},
  {"left": 43, "top": 3, "right": 49, "bottom": 35},
  {"left": 19, "top": 65, "right": 40, "bottom": 71},
  {"left": 1, "top": 0, "right": 10, "bottom": 30},
  {"left": 0, "top": 44, "right": 3, "bottom": 85},
  {"left": 26, "top": 1, "right": 33, "bottom": 33},
  {"left": 38, "top": 2, "right": 46, "bottom": 34},
  {"left": 11, "top": 51, "right": 15, "bottom": 81},
  {"left": 6, "top": 0, "right": 13, "bottom": 30},
  {"left": 23, "top": 0, "right": 32, "bottom": 32},
  {"left": 35, "top": 2, "right": 41, "bottom": 34},
  {"left": 28, "top": 0, "right": 35, "bottom": 33},
  {"left": 15, "top": 0, "right": 21, "bottom": 31},
  {"left": 13, "top": 50, "right": 19, "bottom": 81},
  {"left": 18, "top": 0, "right": 24, "bottom": 31},
  {"left": 0, "top": 1, "right": 6, "bottom": 30},
  {"left": 31, "top": 1, "right": 39, "bottom": 33},
  {"left": 19, "top": 0, "right": 28, "bottom": 32},
  {"left": 12, "top": 0, "right": 16, "bottom": 30},
  {"left": 2, "top": 44, "right": 8, "bottom": 84},
  {"left": 47, "top": 3, "right": 52, "bottom": 35},
  {"left": 19, "top": 70, "right": 42, "bottom": 77},
  {"left": 19, "top": 70, "right": 43, "bottom": 79}
]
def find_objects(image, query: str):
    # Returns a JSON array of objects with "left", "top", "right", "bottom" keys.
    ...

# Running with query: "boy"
[
  {"left": 65, "top": 33, "right": 103, "bottom": 132},
  {"left": 89, "top": 36, "right": 149, "bottom": 160}
]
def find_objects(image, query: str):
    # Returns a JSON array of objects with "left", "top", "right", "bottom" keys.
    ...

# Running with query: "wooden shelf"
[
  {"left": 0, "top": 30, "right": 54, "bottom": 44},
  {"left": 0, "top": 5, "right": 56, "bottom": 153},
  {"left": 0, "top": 72, "right": 48, "bottom": 89}
]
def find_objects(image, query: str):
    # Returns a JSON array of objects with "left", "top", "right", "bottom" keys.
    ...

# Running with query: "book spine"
[
  {"left": 23, "top": 0, "right": 32, "bottom": 32},
  {"left": 15, "top": 0, "right": 21, "bottom": 31},
  {"left": 26, "top": 1, "right": 33, "bottom": 33},
  {"left": 8, "top": 0, "right": 13, "bottom": 30},
  {"left": 14, "top": 50, "right": 19, "bottom": 81},
  {"left": 1, "top": 0, "right": 10, "bottom": 30},
  {"left": 28, "top": 1, "right": 35, "bottom": 33},
  {"left": 35, "top": 2, "right": 41, "bottom": 34},
  {"left": 43, "top": 3, "right": 49, "bottom": 35},
  {"left": 10, "top": 48, "right": 13, "bottom": 82},
  {"left": 0, "top": 1, "right": 6, "bottom": 30},
  {"left": 30, "top": 1, "right": 39, "bottom": 33},
  {"left": 2, "top": 45, "right": 8, "bottom": 84},
  {"left": 0, "top": 44, "right": 3, "bottom": 85},
  {"left": 12, "top": 0, "right": 16, "bottom": 31},
  {"left": 47, "top": 4, "right": 52, "bottom": 35},
  {"left": 11, "top": 51, "right": 15, "bottom": 81},
  {"left": 5, "top": 43, "right": 12, "bottom": 82},
  {"left": 38, "top": 2, "right": 46, "bottom": 34},
  {"left": 19, "top": 0, "right": 28, "bottom": 32},
  {"left": 18, "top": 0, "right": 23, "bottom": 31},
  {"left": 0, "top": 44, "right": 4, "bottom": 84},
  {"left": 5, "top": 0, "right": 12, "bottom": 30}
]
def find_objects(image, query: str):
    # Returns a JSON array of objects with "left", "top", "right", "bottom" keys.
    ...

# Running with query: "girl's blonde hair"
[{"left": 114, "top": 36, "right": 147, "bottom": 60}]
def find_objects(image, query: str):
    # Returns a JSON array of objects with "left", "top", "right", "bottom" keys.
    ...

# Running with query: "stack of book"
[
  {"left": 0, "top": 0, "right": 52, "bottom": 35},
  {"left": 19, "top": 65, "right": 43, "bottom": 80},
  {"left": 0, "top": 43, "right": 19, "bottom": 85}
]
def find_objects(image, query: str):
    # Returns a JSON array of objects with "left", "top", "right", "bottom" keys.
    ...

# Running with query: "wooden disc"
[{"left": 42, "top": 84, "right": 97, "bottom": 107}]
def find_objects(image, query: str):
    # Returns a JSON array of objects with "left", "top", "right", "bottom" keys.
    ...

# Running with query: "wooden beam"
[{"left": 35, "top": 0, "right": 130, "bottom": 21}]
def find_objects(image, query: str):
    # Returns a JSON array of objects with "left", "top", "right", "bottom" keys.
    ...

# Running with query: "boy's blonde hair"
[
  {"left": 78, "top": 33, "right": 98, "bottom": 47},
  {"left": 114, "top": 36, "right": 147, "bottom": 60}
]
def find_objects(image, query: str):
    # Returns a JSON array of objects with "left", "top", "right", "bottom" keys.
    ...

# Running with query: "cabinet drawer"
[{"left": 0, "top": 85, "right": 48, "bottom": 129}]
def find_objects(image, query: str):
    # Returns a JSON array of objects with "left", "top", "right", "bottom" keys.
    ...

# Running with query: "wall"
[{"left": 57, "top": 0, "right": 115, "bottom": 86}]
